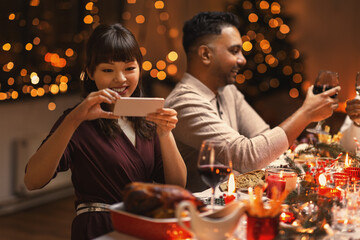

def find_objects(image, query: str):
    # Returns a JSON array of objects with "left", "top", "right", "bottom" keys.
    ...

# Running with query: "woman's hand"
[
  {"left": 69, "top": 88, "right": 120, "bottom": 125},
  {"left": 146, "top": 108, "right": 178, "bottom": 137}
]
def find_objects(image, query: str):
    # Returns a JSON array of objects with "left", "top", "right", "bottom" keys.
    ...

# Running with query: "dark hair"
[
  {"left": 182, "top": 12, "right": 240, "bottom": 54},
  {"left": 81, "top": 23, "right": 155, "bottom": 140}
]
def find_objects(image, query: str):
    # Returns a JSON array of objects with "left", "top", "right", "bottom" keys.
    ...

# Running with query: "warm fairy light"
[
  {"left": 139, "top": 47, "right": 147, "bottom": 56},
  {"left": 3, "top": 43, "right": 11, "bottom": 51},
  {"left": 8, "top": 77, "right": 15, "bottom": 85},
  {"left": 260, "top": 39, "right": 270, "bottom": 50},
  {"left": 30, "top": 89, "right": 38, "bottom": 97},
  {"left": 243, "top": 1, "right": 252, "bottom": 9},
  {"left": 31, "top": 73, "right": 40, "bottom": 85},
  {"left": 159, "top": 12, "right": 169, "bottom": 21},
  {"left": 265, "top": 55, "right": 276, "bottom": 65},
  {"left": 9, "top": 13, "right": 15, "bottom": 20},
  {"left": 59, "top": 83, "right": 68, "bottom": 92},
  {"left": 345, "top": 153, "right": 351, "bottom": 167},
  {"left": 25, "top": 43, "right": 33, "bottom": 51},
  {"left": 32, "top": 18, "right": 40, "bottom": 26},
  {"left": 167, "top": 51, "right": 178, "bottom": 62},
  {"left": 50, "top": 53, "right": 59, "bottom": 64},
  {"left": 242, "top": 41, "right": 252, "bottom": 51},
  {"left": 33, "top": 37, "right": 40, "bottom": 45},
  {"left": 236, "top": 74, "right": 245, "bottom": 84},
  {"left": 157, "top": 71, "right": 166, "bottom": 80},
  {"left": 83, "top": 15, "right": 93, "bottom": 24},
  {"left": 282, "top": 66, "right": 292, "bottom": 75},
  {"left": 48, "top": 102, "right": 56, "bottom": 111},
  {"left": 60, "top": 76, "right": 68, "bottom": 83},
  {"left": 7, "top": 62, "right": 14, "bottom": 70},
  {"left": 289, "top": 88, "right": 299, "bottom": 98},
  {"left": 169, "top": 28, "right": 179, "bottom": 38},
  {"left": 270, "top": 78, "right": 280, "bottom": 88},
  {"left": 293, "top": 73, "right": 302, "bottom": 83},
  {"left": 271, "top": 2, "right": 281, "bottom": 14},
  {"left": 0, "top": 92, "right": 7, "bottom": 100},
  {"left": 259, "top": 81, "right": 269, "bottom": 92},
  {"left": 142, "top": 61, "right": 152, "bottom": 71},
  {"left": 154, "top": 1, "right": 164, "bottom": 9},
  {"left": 44, "top": 75, "right": 51, "bottom": 83},
  {"left": 150, "top": 69, "right": 158, "bottom": 78},
  {"left": 254, "top": 53, "right": 264, "bottom": 63},
  {"left": 157, "top": 25, "right": 166, "bottom": 35},
  {"left": 248, "top": 13, "right": 258, "bottom": 23},
  {"left": 20, "top": 69, "right": 27, "bottom": 76},
  {"left": 166, "top": 64, "right": 177, "bottom": 75},
  {"left": 11, "top": 91, "right": 18, "bottom": 99},
  {"left": 122, "top": 12, "right": 131, "bottom": 20},
  {"left": 85, "top": 2, "right": 94, "bottom": 10},
  {"left": 135, "top": 15, "right": 145, "bottom": 24},
  {"left": 268, "top": 18, "right": 279, "bottom": 28},
  {"left": 292, "top": 49, "right": 300, "bottom": 59},
  {"left": 247, "top": 30, "right": 256, "bottom": 40},
  {"left": 65, "top": 48, "right": 74, "bottom": 57},
  {"left": 37, "top": 88, "right": 45, "bottom": 96},
  {"left": 156, "top": 60, "right": 166, "bottom": 70},
  {"left": 50, "top": 84, "right": 59, "bottom": 94},
  {"left": 243, "top": 69, "right": 253, "bottom": 80},
  {"left": 279, "top": 24, "right": 290, "bottom": 34},
  {"left": 259, "top": 1, "right": 269, "bottom": 9},
  {"left": 242, "top": 35, "right": 250, "bottom": 42},
  {"left": 228, "top": 172, "right": 236, "bottom": 194},
  {"left": 30, "top": 0, "right": 40, "bottom": 7},
  {"left": 257, "top": 63, "right": 267, "bottom": 74},
  {"left": 319, "top": 173, "right": 327, "bottom": 187},
  {"left": 127, "top": 0, "right": 136, "bottom": 3}
]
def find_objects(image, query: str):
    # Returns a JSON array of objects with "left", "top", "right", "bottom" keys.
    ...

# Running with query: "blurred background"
[{"left": 1, "top": 0, "right": 360, "bottom": 239}]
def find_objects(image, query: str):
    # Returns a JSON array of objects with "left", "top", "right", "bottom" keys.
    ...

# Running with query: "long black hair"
[{"left": 81, "top": 23, "right": 155, "bottom": 140}]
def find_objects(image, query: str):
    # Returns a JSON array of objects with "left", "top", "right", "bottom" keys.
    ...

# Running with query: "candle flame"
[
  {"left": 280, "top": 170, "right": 284, "bottom": 178},
  {"left": 345, "top": 152, "right": 351, "bottom": 167},
  {"left": 228, "top": 172, "right": 236, "bottom": 194},
  {"left": 280, "top": 212, "right": 286, "bottom": 220},
  {"left": 318, "top": 173, "right": 327, "bottom": 187}
]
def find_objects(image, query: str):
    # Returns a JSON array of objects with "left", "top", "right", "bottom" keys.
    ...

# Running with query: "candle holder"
[
  {"left": 265, "top": 168, "right": 297, "bottom": 199},
  {"left": 246, "top": 212, "right": 279, "bottom": 240},
  {"left": 344, "top": 167, "right": 360, "bottom": 182}
]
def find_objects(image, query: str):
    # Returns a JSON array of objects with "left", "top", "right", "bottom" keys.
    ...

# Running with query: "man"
[
  {"left": 340, "top": 98, "right": 360, "bottom": 151},
  {"left": 165, "top": 12, "right": 340, "bottom": 192}
]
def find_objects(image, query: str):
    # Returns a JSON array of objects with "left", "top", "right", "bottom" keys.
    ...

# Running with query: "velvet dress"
[{"left": 39, "top": 108, "right": 165, "bottom": 239}]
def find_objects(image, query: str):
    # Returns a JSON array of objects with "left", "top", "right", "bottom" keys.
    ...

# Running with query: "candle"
[
  {"left": 317, "top": 173, "right": 342, "bottom": 199},
  {"left": 224, "top": 172, "right": 236, "bottom": 204},
  {"left": 279, "top": 211, "right": 295, "bottom": 224},
  {"left": 265, "top": 168, "right": 297, "bottom": 199}
]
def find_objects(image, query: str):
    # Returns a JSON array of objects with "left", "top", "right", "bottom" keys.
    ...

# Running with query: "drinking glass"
[
  {"left": 307, "top": 70, "right": 339, "bottom": 134},
  {"left": 197, "top": 140, "right": 232, "bottom": 210}
]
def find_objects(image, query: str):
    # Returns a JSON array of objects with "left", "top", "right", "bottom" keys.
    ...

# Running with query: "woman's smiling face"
[{"left": 90, "top": 60, "right": 140, "bottom": 97}]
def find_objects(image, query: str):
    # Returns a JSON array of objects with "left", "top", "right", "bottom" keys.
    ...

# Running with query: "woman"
[{"left": 24, "top": 23, "right": 186, "bottom": 239}]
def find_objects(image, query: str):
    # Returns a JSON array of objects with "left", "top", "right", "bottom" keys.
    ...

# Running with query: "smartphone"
[{"left": 113, "top": 97, "right": 165, "bottom": 117}]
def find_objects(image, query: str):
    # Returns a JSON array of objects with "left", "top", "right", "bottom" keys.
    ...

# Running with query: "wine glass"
[
  {"left": 197, "top": 140, "right": 232, "bottom": 210},
  {"left": 306, "top": 70, "right": 339, "bottom": 134}
]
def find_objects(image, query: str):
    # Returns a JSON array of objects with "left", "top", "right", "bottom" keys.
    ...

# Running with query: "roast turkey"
[{"left": 122, "top": 182, "right": 206, "bottom": 218}]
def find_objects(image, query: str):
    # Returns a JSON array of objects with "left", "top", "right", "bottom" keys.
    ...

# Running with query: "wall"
[{"left": 0, "top": 94, "right": 80, "bottom": 208}]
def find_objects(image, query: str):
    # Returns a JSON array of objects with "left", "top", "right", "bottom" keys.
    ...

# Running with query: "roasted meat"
[{"left": 122, "top": 182, "right": 205, "bottom": 218}]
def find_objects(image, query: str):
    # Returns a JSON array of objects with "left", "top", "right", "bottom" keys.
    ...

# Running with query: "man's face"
[{"left": 208, "top": 26, "right": 247, "bottom": 86}]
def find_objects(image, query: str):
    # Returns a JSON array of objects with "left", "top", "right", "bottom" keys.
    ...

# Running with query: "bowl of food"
[{"left": 110, "top": 182, "right": 206, "bottom": 240}]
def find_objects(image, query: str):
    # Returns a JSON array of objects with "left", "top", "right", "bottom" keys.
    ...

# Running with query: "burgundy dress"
[{"left": 41, "top": 108, "right": 165, "bottom": 239}]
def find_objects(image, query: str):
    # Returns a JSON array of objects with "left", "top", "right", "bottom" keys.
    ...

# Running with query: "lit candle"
[
  {"left": 224, "top": 172, "right": 236, "bottom": 204},
  {"left": 279, "top": 211, "right": 295, "bottom": 224},
  {"left": 266, "top": 170, "right": 286, "bottom": 199}
]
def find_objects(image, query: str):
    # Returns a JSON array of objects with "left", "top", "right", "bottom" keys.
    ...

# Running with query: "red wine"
[
  {"left": 198, "top": 165, "right": 231, "bottom": 188},
  {"left": 313, "top": 85, "right": 337, "bottom": 98}
]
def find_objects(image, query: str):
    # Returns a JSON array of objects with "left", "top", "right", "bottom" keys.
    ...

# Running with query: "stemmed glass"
[
  {"left": 306, "top": 70, "right": 339, "bottom": 134},
  {"left": 197, "top": 140, "right": 232, "bottom": 210}
]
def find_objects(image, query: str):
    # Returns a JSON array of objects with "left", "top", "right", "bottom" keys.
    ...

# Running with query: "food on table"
[
  {"left": 219, "top": 170, "right": 265, "bottom": 192},
  {"left": 122, "top": 182, "right": 206, "bottom": 218}
]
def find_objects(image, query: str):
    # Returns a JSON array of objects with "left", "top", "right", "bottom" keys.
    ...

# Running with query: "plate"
[{"left": 110, "top": 202, "right": 193, "bottom": 240}]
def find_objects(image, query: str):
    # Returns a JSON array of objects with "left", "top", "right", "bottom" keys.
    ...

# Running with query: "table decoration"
[
  {"left": 265, "top": 168, "right": 297, "bottom": 199},
  {"left": 245, "top": 186, "right": 289, "bottom": 240}
]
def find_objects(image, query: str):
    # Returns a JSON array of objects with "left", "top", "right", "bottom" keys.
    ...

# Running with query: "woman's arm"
[
  {"left": 24, "top": 89, "right": 120, "bottom": 190},
  {"left": 146, "top": 109, "right": 187, "bottom": 187}
]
